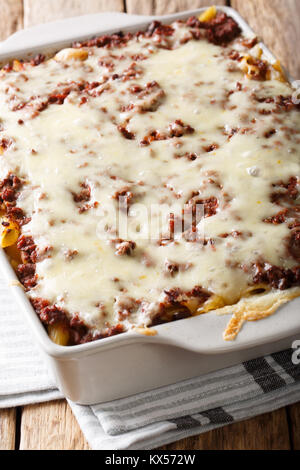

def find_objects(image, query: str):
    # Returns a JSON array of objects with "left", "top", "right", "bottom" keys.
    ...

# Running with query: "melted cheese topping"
[{"left": 0, "top": 19, "right": 299, "bottom": 338}]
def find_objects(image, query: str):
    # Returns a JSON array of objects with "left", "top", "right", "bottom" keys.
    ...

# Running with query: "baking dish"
[{"left": 1, "top": 5, "right": 300, "bottom": 404}]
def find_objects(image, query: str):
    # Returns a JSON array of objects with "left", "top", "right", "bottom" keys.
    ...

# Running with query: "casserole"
[{"left": 0, "top": 6, "right": 300, "bottom": 404}]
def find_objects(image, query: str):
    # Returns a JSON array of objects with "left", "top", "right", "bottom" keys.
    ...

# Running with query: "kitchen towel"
[{"left": 1, "top": 275, "right": 300, "bottom": 450}]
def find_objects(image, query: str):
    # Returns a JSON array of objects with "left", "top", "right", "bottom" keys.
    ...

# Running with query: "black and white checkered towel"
[{"left": 1, "top": 277, "right": 300, "bottom": 450}]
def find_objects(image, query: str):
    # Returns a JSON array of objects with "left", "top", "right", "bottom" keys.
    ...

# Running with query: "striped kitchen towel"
[{"left": 1, "top": 275, "right": 300, "bottom": 450}]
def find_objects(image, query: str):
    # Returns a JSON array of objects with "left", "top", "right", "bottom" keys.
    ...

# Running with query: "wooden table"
[{"left": 0, "top": 0, "right": 300, "bottom": 450}]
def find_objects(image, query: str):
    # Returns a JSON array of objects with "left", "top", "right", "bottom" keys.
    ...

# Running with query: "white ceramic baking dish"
[{"left": 1, "top": 6, "right": 300, "bottom": 404}]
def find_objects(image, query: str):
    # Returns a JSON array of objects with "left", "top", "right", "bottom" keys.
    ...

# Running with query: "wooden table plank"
[
  {"left": 126, "top": 0, "right": 226, "bottom": 16},
  {"left": 161, "top": 409, "right": 291, "bottom": 450},
  {"left": 0, "top": 408, "right": 16, "bottom": 450},
  {"left": 287, "top": 403, "right": 300, "bottom": 450},
  {"left": 19, "top": 400, "right": 90, "bottom": 450},
  {"left": 232, "top": 0, "right": 300, "bottom": 78},
  {"left": 24, "top": 0, "right": 124, "bottom": 28},
  {"left": 0, "top": 0, "right": 23, "bottom": 41}
]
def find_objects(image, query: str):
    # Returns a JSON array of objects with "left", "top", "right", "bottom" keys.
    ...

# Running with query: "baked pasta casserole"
[{"left": 0, "top": 7, "right": 299, "bottom": 345}]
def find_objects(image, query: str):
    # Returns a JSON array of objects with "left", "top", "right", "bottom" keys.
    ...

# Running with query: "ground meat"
[
  {"left": 0, "top": 138, "right": 12, "bottom": 150},
  {"left": 31, "top": 297, "right": 50, "bottom": 314},
  {"left": 263, "top": 178, "right": 300, "bottom": 263},
  {"left": 80, "top": 324, "right": 124, "bottom": 344},
  {"left": 2, "top": 14, "right": 298, "bottom": 347},
  {"left": 167, "top": 212, "right": 177, "bottom": 240},
  {"left": 263, "top": 208, "right": 290, "bottom": 225},
  {"left": 17, "top": 235, "right": 37, "bottom": 263},
  {"left": 140, "top": 130, "right": 167, "bottom": 146},
  {"left": 72, "top": 182, "right": 92, "bottom": 212},
  {"left": 140, "top": 120, "right": 194, "bottom": 146},
  {"left": 271, "top": 177, "right": 299, "bottom": 205},
  {"left": 162, "top": 288, "right": 182, "bottom": 304},
  {"left": 186, "top": 16, "right": 202, "bottom": 28},
  {"left": 118, "top": 63, "right": 143, "bottom": 82},
  {"left": 118, "top": 124, "right": 135, "bottom": 140},
  {"left": 219, "top": 231, "right": 245, "bottom": 239},
  {"left": 114, "top": 295, "right": 140, "bottom": 321},
  {"left": 112, "top": 187, "right": 134, "bottom": 212},
  {"left": 30, "top": 54, "right": 45, "bottom": 66},
  {"left": 163, "top": 286, "right": 210, "bottom": 305},
  {"left": 98, "top": 58, "right": 115, "bottom": 71},
  {"left": 150, "top": 285, "right": 210, "bottom": 326},
  {"left": 151, "top": 304, "right": 192, "bottom": 326},
  {"left": 229, "top": 50, "right": 242, "bottom": 61},
  {"left": 186, "top": 194, "right": 218, "bottom": 218},
  {"left": 203, "top": 143, "right": 220, "bottom": 153},
  {"left": 6, "top": 206, "right": 24, "bottom": 220},
  {"left": 0, "top": 175, "right": 31, "bottom": 226},
  {"left": 264, "top": 128, "right": 276, "bottom": 139},
  {"left": 164, "top": 260, "right": 179, "bottom": 277},
  {"left": 0, "top": 174, "right": 22, "bottom": 195},
  {"left": 146, "top": 21, "right": 174, "bottom": 37},
  {"left": 31, "top": 300, "right": 90, "bottom": 345},
  {"left": 205, "top": 13, "right": 241, "bottom": 45},
  {"left": 276, "top": 95, "right": 300, "bottom": 112},
  {"left": 168, "top": 120, "right": 195, "bottom": 138},
  {"left": 13, "top": 81, "right": 105, "bottom": 118},
  {"left": 48, "top": 89, "right": 71, "bottom": 105},
  {"left": 164, "top": 260, "right": 193, "bottom": 277},
  {"left": 252, "top": 262, "right": 300, "bottom": 290},
  {"left": 39, "top": 304, "right": 68, "bottom": 326},
  {"left": 245, "top": 57, "right": 269, "bottom": 81},
  {"left": 160, "top": 205, "right": 207, "bottom": 245},
  {"left": 64, "top": 249, "right": 78, "bottom": 261},
  {"left": 241, "top": 37, "right": 258, "bottom": 48},
  {"left": 289, "top": 230, "right": 300, "bottom": 261},
  {"left": 73, "top": 31, "right": 132, "bottom": 49}
]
